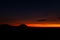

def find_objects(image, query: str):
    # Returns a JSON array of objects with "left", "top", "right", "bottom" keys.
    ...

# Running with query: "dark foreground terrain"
[
  {"left": 0, "top": 24, "right": 60, "bottom": 33},
  {"left": 0, "top": 24, "right": 60, "bottom": 39}
]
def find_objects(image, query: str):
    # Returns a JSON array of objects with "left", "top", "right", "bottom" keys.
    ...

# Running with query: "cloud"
[{"left": 37, "top": 19, "right": 47, "bottom": 22}]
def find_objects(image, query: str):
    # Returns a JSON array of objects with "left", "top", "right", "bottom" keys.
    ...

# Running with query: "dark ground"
[
  {"left": 0, "top": 24, "right": 60, "bottom": 39},
  {"left": 0, "top": 24, "right": 60, "bottom": 32}
]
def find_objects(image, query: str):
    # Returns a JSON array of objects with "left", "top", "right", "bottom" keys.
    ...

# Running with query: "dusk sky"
[{"left": 0, "top": 0, "right": 60, "bottom": 26}]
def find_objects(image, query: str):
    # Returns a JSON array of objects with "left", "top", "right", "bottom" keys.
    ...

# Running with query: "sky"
[{"left": 0, "top": 0, "right": 60, "bottom": 26}]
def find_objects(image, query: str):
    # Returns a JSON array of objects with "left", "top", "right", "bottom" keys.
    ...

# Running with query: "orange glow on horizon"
[
  {"left": 1, "top": 21, "right": 60, "bottom": 27},
  {"left": 26, "top": 24, "right": 60, "bottom": 27}
]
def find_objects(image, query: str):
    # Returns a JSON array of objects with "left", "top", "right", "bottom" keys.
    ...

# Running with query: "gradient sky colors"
[{"left": 0, "top": 0, "right": 60, "bottom": 27}]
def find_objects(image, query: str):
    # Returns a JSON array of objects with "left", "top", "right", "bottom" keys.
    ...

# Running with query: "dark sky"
[{"left": 0, "top": 0, "right": 60, "bottom": 25}]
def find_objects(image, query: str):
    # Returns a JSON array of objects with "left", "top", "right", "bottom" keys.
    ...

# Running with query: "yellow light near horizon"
[{"left": 26, "top": 24, "right": 60, "bottom": 27}]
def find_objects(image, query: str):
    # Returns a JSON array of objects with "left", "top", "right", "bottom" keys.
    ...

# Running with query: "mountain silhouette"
[
  {"left": 0, "top": 24, "right": 11, "bottom": 28},
  {"left": 19, "top": 24, "right": 27, "bottom": 28},
  {"left": 17, "top": 24, "right": 28, "bottom": 31},
  {"left": 0, "top": 24, "right": 12, "bottom": 31},
  {"left": 0, "top": 24, "right": 10, "bottom": 26},
  {"left": 0, "top": 24, "right": 59, "bottom": 33}
]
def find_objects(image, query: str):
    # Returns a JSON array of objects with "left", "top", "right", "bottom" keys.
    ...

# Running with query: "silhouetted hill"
[
  {"left": 0, "top": 24, "right": 29, "bottom": 31},
  {"left": 0, "top": 24, "right": 60, "bottom": 34},
  {"left": 18, "top": 24, "right": 27, "bottom": 28},
  {"left": 17, "top": 24, "right": 29, "bottom": 31},
  {"left": 0, "top": 24, "right": 11, "bottom": 31},
  {"left": 0, "top": 24, "right": 10, "bottom": 27}
]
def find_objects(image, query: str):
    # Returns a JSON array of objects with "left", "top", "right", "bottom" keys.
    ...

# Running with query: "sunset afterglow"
[
  {"left": 1, "top": 0, "right": 60, "bottom": 28},
  {"left": 26, "top": 24, "right": 60, "bottom": 27}
]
